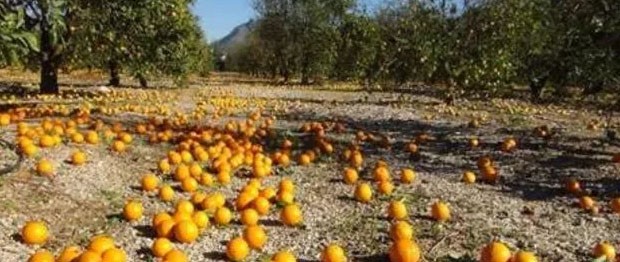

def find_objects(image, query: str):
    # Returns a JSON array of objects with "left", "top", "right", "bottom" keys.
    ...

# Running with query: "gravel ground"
[{"left": 0, "top": 73, "right": 619, "bottom": 262}]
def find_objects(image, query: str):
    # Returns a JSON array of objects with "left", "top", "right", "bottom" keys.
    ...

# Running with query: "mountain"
[{"left": 212, "top": 19, "right": 257, "bottom": 55}]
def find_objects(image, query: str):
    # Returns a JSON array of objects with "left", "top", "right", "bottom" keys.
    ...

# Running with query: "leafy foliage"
[
  {"left": 0, "top": 2, "right": 39, "bottom": 66},
  {"left": 230, "top": 0, "right": 619, "bottom": 99}
]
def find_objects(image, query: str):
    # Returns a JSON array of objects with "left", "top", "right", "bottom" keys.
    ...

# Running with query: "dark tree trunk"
[
  {"left": 301, "top": 57, "right": 310, "bottom": 85},
  {"left": 281, "top": 68, "right": 290, "bottom": 84},
  {"left": 39, "top": 20, "right": 59, "bottom": 94},
  {"left": 137, "top": 74, "right": 148, "bottom": 88},
  {"left": 108, "top": 60, "right": 120, "bottom": 87},
  {"left": 583, "top": 81, "right": 604, "bottom": 96},
  {"left": 529, "top": 75, "right": 547, "bottom": 101}
]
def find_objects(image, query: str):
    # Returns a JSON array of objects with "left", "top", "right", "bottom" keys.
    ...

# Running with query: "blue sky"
[
  {"left": 192, "top": 0, "right": 385, "bottom": 43},
  {"left": 193, "top": 1, "right": 256, "bottom": 42}
]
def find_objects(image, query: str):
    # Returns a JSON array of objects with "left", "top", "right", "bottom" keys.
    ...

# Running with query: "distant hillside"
[{"left": 212, "top": 19, "right": 257, "bottom": 55}]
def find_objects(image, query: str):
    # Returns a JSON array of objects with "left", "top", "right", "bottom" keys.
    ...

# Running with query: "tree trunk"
[
  {"left": 301, "top": 57, "right": 310, "bottom": 85},
  {"left": 39, "top": 21, "right": 59, "bottom": 94},
  {"left": 108, "top": 60, "right": 120, "bottom": 87},
  {"left": 137, "top": 74, "right": 148, "bottom": 88},
  {"left": 529, "top": 76, "right": 547, "bottom": 101},
  {"left": 583, "top": 81, "right": 604, "bottom": 96}
]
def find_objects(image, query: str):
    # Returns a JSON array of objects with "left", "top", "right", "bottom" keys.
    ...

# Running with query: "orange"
[
  {"left": 156, "top": 219, "right": 176, "bottom": 238},
  {"left": 123, "top": 200, "right": 143, "bottom": 221},
  {"left": 469, "top": 137, "right": 479, "bottom": 148},
  {"left": 321, "top": 244, "right": 347, "bottom": 262},
  {"left": 349, "top": 151, "right": 363, "bottom": 168},
  {"left": 159, "top": 159, "right": 171, "bottom": 174},
  {"left": 463, "top": 171, "right": 476, "bottom": 184},
  {"left": 56, "top": 245, "right": 81, "bottom": 262},
  {"left": 343, "top": 168, "right": 358, "bottom": 184},
  {"left": 71, "top": 150, "right": 87, "bottom": 165},
  {"left": 22, "top": 143, "right": 39, "bottom": 158},
  {"left": 354, "top": 183, "right": 372, "bottom": 203},
  {"left": 101, "top": 247, "right": 127, "bottom": 262},
  {"left": 298, "top": 153, "right": 311, "bottom": 165},
  {"left": 260, "top": 187, "right": 277, "bottom": 200},
  {"left": 389, "top": 239, "right": 420, "bottom": 262},
  {"left": 111, "top": 140, "right": 126, "bottom": 152},
  {"left": 181, "top": 177, "right": 198, "bottom": 193},
  {"left": 277, "top": 190, "right": 295, "bottom": 205},
  {"left": 579, "top": 196, "right": 595, "bottom": 210},
  {"left": 373, "top": 166, "right": 391, "bottom": 182},
  {"left": 279, "top": 178, "right": 295, "bottom": 193},
  {"left": 168, "top": 151, "right": 182, "bottom": 165},
  {"left": 174, "top": 220, "right": 199, "bottom": 243},
  {"left": 189, "top": 163, "right": 203, "bottom": 178},
  {"left": 119, "top": 133, "right": 132, "bottom": 144},
  {"left": 181, "top": 150, "right": 194, "bottom": 164},
  {"left": 407, "top": 142, "right": 418, "bottom": 154},
  {"left": 87, "top": 235, "right": 115, "bottom": 255},
  {"left": 431, "top": 201, "right": 450, "bottom": 222},
  {"left": 501, "top": 137, "right": 517, "bottom": 152},
  {"left": 388, "top": 201, "right": 408, "bottom": 220},
  {"left": 480, "top": 242, "right": 512, "bottom": 262},
  {"left": 217, "top": 171, "right": 231, "bottom": 184},
  {"left": 565, "top": 178, "right": 581, "bottom": 194},
  {"left": 390, "top": 221, "right": 414, "bottom": 241},
  {"left": 235, "top": 192, "right": 256, "bottom": 211},
  {"left": 174, "top": 164, "right": 190, "bottom": 181},
  {"left": 174, "top": 199, "right": 195, "bottom": 216},
  {"left": 213, "top": 207, "right": 232, "bottom": 226},
  {"left": 226, "top": 237, "right": 250, "bottom": 262},
  {"left": 243, "top": 225, "right": 267, "bottom": 250},
  {"left": 199, "top": 173, "right": 214, "bottom": 186},
  {"left": 593, "top": 242, "right": 616, "bottom": 261},
  {"left": 400, "top": 168, "right": 415, "bottom": 184},
  {"left": 85, "top": 131, "right": 99, "bottom": 144},
  {"left": 141, "top": 174, "right": 159, "bottom": 192},
  {"left": 78, "top": 250, "right": 102, "bottom": 262},
  {"left": 159, "top": 185, "right": 175, "bottom": 202},
  {"left": 0, "top": 113, "right": 10, "bottom": 126},
  {"left": 510, "top": 251, "right": 538, "bottom": 262},
  {"left": 610, "top": 198, "right": 620, "bottom": 213},
  {"left": 192, "top": 211, "right": 210, "bottom": 229},
  {"left": 36, "top": 159, "right": 54, "bottom": 176},
  {"left": 39, "top": 135, "right": 55, "bottom": 148},
  {"left": 71, "top": 132, "right": 84, "bottom": 143},
  {"left": 152, "top": 212, "right": 173, "bottom": 226},
  {"left": 21, "top": 221, "right": 49, "bottom": 245},
  {"left": 271, "top": 250, "right": 297, "bottom": 262},
  {"left": 481, "top": 165, "right": 498, "bottom": 183},
  {"left": 163, "top": 249, "right": 188, "bottom": 262},
  {"left": 280, "top": 204, "right": 303, "bottom": 226},
  {"left": 253, "top": 196, "right": 271, "bottom": 215},
  {"left": 240, "top": 208, "right": 260, "bottom": 226},
  {"left": 477, "top": 156, "right": 492, "bottom": 169},
  {"left": 152, "top": 238, "right": 175, "bottom": 258},
  {"left": 378, "top": 181, "right": 394, "bottom": 195},
  {"left": 28, "top": 249, "right": 54, "bottom": 262}
]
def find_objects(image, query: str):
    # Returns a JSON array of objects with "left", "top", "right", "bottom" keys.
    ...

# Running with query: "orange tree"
[{"left": 67, "top": 0, "right": 210, "bottom": 87}]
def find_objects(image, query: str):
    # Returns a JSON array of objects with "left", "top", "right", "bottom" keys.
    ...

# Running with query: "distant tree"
[
  {"left": 332, "top": 13, "right": 381, "bottom": 82},
  {"left": 254, "top": 0, "right": 354, "bottom": 84}
]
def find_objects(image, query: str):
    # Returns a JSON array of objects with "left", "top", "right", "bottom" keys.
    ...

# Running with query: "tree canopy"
[
  {"left": 226, "top": 0, "right": 619, "bottom": 100},
  {"left": 0, "top": 0, "right": 210, "bottom": 92}
]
